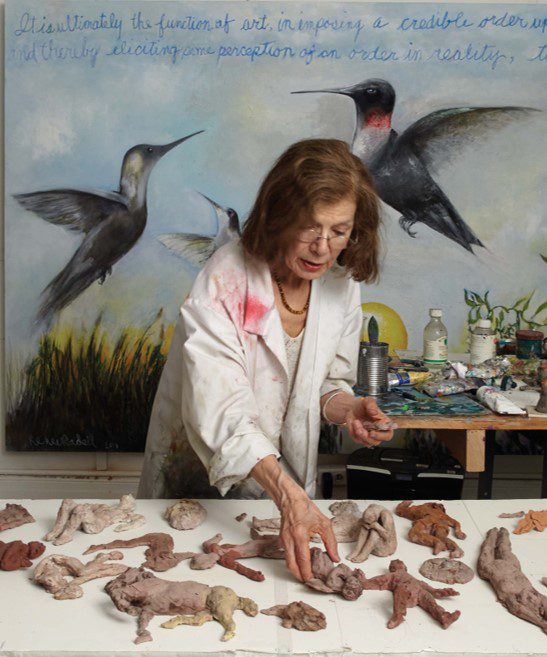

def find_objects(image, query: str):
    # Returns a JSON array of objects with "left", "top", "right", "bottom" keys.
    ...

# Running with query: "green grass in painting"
[{"left": 6, "top": 313, "right": 172, "bottom": 452}]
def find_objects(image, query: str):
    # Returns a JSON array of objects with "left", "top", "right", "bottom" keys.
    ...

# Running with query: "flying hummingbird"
[
  {"left": 157, "top": 193, "right": 241, "bottom": 266},
  {"left": 14, "top": 130, "right": 203, "bottom": 325},
  {"left": 293, "top": 79, "right": 539, "bottom": 252}
]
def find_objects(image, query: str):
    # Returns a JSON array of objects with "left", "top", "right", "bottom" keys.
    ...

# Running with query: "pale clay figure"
[
  {"left": 105, "top": 567, "right": 258, "bottom": 643},
  {"left": 477, "top": 527, "right": 547, "bottom": 634},
  {"left": 34, "top": 552, "right": 128, "bottom": 599},
  {"left": 347, "top": 503, "right": 397, "bottom": 563},
  {"left": 45, "top": 495, "right": 145, "bottom": 545},
  {"left": 164, "top": 499, "right": 207, "bottom": 530}
]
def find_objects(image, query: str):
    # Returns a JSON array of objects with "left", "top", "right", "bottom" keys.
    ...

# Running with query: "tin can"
[{"left": 515, "top": 329, "right": 544, "bottom": 359}]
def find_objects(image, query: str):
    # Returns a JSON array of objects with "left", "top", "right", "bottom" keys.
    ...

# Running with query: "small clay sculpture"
[
  {"left": 84, "top": 532, "right": 193, "bottom": 571},
  {"left": 235, "top": 513, "right": 247, "bottom": 522},
  {"left": 164, "top": 499, "right": 206, "bottom": 530},
  {"left": 513, "top": 509, "right": 547, "bottom": 534},
  {"left": 499, "top": 511, "right": 525, "bottom": 518},
  {"left": 477, "top": 527, "right": 547, "bottom": 634},
  {"left": 361, "top": 560, "right": 461, "bottom": 629},
  {"left": 419, "top": 558, "right": 474, "bottom": 584},
  {"left": 0, "top": 539, "right": 45, "bottom": 570},
  {"left": 395, "top": 501, "right": 466, "bottom": 558},
  {"left": 34, "top": 551, "right": 128, "bottom": 599},
  {"left": 45, "top": 495, "right": 145, "bottom": 545},
  {"left": 253, "top": 501, "right": 363, "bottom": 544},
  {"left": 202, "top": 532, "right": 284, "bottom": 581},
  {"left": 347, "top": 503, "right": 397, "bottom": 562},
  {"left": 306, "top": 547, "right": 364, "bottom": 601},
  {"left": 0, "top": 503, "right": 35, "bottom": 532},
  {"left": 261, "top": 601, "right": 327, "bottom": 631},
  {"left": 105, "top": 567, "right": 258, "bottom": 643}
]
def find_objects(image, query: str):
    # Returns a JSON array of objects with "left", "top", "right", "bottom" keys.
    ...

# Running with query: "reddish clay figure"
[
  {"left": 164, "top": 500, "right": 206, "bottom": 530},
  {"left": 45, "top": 495, "right": 145, "bottom": 545},
  {"left": 347, "top": 503, "right": 397, "bottom": 563},
  {"left": 361, "top": 560, "right": 461, "bottom": 629},
  {"left": 305, "top": 547, "right": 364, "bottom": 601},
  {"left": 83, "top": 532, "right": 194, "bottom": 571},
  {"left": 477, "top": 527, "right": 547, "bottom": 634},
  {"left": 34, "top": 551, "right": 128, "bottom": 599},
  {"left": 0, "top": 539, "right": 45, "bottom": 570},
  {"left": 261, "top": 601, "right": 327, "bottom": 631},
  {"left": 395, "top": 501, "right": 466, "bottom": 558},
  {"left": 0, "top": 504, "right": 35, "bottom": 532},
  {"left": 513, "top": 510, "right": 547, "bottom": 534},
  {"left": 202, "top": 532, "right": 284, "bottom": 582},
  {"left": 105, "top": 567, "right": 258, "bottom": 643}
]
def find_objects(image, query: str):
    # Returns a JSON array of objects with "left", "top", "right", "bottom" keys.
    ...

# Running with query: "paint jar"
[
  {"left": 357, "top": 341, "right": 389, "bottom": 395},
  {"left": 515, "top": 329, "right": 545, "bottom": 359},
  {"left": 469, "top": 319, "right": 496, "bottom": 365}
]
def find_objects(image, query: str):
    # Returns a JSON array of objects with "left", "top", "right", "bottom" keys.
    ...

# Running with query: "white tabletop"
[{"left": 0, "top": 498, "right": 545, "bottom": 656}]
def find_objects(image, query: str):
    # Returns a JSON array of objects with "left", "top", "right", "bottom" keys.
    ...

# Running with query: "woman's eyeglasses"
[{"left": 296, "top": 227, "right": 357, "bottom": 247}]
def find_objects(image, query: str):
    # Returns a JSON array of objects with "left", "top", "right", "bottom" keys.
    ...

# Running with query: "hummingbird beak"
[
  {"left": 156, "top": 130, "right": 205, "bottom": 157},
  {"left": 292, "top": 86, "right": 356, "bottom": 98},
  {"left": 196, "top": 191, "right": 221, "bottom": 212}
]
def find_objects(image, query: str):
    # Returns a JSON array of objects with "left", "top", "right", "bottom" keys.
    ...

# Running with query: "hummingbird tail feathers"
[
  {"left": 157, "top": 233, "right": 216, "bottom": 266},
  {"left": 37, "top": 259, "right": 104, "bottom": 325}
]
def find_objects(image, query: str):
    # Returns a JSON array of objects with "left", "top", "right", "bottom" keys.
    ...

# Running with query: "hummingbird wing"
[
  {"left": 13, "top": 188, "right": 127, "bottom": 234},
  {"left": 398, "top": 106, "right": 540, "bottom": 172},
  {"left": 157, "top": 233, "right": 216, "bottom": 266}
]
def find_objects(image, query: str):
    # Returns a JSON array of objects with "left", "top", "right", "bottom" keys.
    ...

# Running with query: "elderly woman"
[{"left": 138, "top": 139, "right": 395, "bottom": 581}]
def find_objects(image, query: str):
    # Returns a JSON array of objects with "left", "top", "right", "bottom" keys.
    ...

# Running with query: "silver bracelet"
[{"left": 322, "top": 390, "right": 347, "bottom": 427}]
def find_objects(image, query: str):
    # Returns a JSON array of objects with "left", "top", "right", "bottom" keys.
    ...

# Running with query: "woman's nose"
[{"left": 311, "top": 236, "right": 330, "bottom": 255}]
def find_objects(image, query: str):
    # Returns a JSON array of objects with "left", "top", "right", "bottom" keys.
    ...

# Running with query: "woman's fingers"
[
  {"left": 294, "top": 538, "right": 313, "bottom": 582},
  {"left": 281, "top": 533, "right": 304, "bottom": 582},
  {"left": 320, "top": 523, "right": 340, "bottom": 563}
]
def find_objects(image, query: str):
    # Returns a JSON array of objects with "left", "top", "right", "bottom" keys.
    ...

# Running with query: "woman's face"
[{"left": 281, "top": 196, "right": 356, "bottom": 282}]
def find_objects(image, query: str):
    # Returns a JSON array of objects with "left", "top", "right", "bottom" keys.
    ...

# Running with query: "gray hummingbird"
[
  {"left": 157, "top": 193, "right": 240, "bottom": 266},
  {"left": 14, "top": 130, "right": 203, "bottom": 325},
  {"left": 293, "top": 79, "right": 539, "bottom": 252}
]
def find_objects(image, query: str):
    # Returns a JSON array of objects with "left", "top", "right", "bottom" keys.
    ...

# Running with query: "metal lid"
[
  {"left": 477, "top": 319, "right": 491, "bottom": 329},
  {"left": 516, "top": 329, "right": 544, "bottom": 340},
  {"left": 429, "top": 308, "right": 442, "bottom": 317}
]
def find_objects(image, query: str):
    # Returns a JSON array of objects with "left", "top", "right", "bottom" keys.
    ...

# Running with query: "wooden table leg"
[
  {"left": 435, "top": 429, "right": 485, "bottom": 473},
  {"left": 477, "top": 429, "right": 496, "bottom": 499}
]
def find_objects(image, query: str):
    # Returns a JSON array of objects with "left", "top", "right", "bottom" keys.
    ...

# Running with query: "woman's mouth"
[{"left": 300, "top": 259, "right": 324, "bottom": 272}]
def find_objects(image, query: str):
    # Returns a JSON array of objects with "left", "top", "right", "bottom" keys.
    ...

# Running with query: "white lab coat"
[{"left": 138, "top": 240, "right": 361, "bottom": 499}]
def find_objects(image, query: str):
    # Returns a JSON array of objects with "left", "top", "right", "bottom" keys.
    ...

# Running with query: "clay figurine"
[
  {"left": 0, "top": 539, "right": 45, "bottom": 571},
  {"left": 477, "top": 527, "right": 547, "bottom": 634},
  {"left": 201, "top": 532, "right": 285, "bottom": 581},
  {"left": 347, "top": 503, "right": 397, "bottom": 562},
  {"left": 499, "top": 511, "right": 525, "bottom": 518},
  {"left": 34, "top": 551, "right": 128, "bottom": 599},
  {"left": 395, "top": 501, "right": 466, "bottom": 558},
  {"left": 542, "top": 578, "right": 547, "bottom": 588},
  {"left": 361, "top": 560, "right": 461, "bottom": 629},
  {"left": 45, "top": 495, "right": 145, "bottom": 545},
  {"left": 0, "top": 503, "right": 35, "bottom": 532},
  {"left": 84, "top": 532, "right": 194, "bottom": 571},
  {"left": 419, "top": 558, "right": 474, "bottom": 584},
  {"left": 235, "top": 513, "right": 247, "bottom": 522},
  {"left": 105, "top": 566, "right": 258, "bottom": 643},
  {"left": 261, "top": 601, "right": 326, "bottom": 631},
  {"left": 513, "top": 509, "right": 547, "bottom": 534},
  {"left": 164, "top": 499, "right": 206, "bottom": 530},
  {"left": 306, "top": 547, "right": 364, "bottom": 601}
]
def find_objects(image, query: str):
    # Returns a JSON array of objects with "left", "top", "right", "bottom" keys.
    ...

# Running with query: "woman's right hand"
[{"left": 279, "top": 491, "right": 339, "bottom": 582}]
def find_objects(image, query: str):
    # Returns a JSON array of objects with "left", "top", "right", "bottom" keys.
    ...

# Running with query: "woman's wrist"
[
  {"left": 320, "top": 390, "right": 359, "bottom": 426},
  {"left": 250, "top": 454, "right": 307, "bottom": 511}
]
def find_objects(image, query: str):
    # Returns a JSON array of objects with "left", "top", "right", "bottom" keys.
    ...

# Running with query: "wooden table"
[{"left": 390, "top": 414, "right": 547, "bottom": 498}]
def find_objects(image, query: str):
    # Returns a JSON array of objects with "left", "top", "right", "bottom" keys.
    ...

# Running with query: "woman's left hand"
[{"left": 345, "top": 396, "right": 396, "bottom": 448}]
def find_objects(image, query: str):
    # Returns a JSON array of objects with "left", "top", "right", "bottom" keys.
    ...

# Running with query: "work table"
[{"left": 0, "top": 498, "right": 545, "bottom": 656}]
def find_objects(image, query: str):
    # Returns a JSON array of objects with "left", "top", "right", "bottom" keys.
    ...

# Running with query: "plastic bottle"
[
  {"left": 469, "top": 319, "right": 496, "bottom": 365},
  {"left": 423, "top": 308, "right": 448, "bottom": 370}
]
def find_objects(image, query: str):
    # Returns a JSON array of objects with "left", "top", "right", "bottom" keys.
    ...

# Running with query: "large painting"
[{"left": 4, "top": 1, "right": 546, "bottom": 451}]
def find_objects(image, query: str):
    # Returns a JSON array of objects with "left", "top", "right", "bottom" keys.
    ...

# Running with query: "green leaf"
[
  {"left": 541, "top": 254, "right": 547, "bottom": 263},
  {"left": 532, "top": 301, "right": 547, "bottom": 317},
  {"left": 464, "top": 289, "right": 475, "bottom": 307}
]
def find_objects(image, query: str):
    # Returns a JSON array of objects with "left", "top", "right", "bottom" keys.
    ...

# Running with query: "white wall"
[{"left": 0, "top": 0, "right": 540, "bottom": 498}]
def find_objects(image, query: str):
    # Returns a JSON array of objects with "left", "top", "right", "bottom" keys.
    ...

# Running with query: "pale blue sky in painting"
[{"left": 5, "top": 1, "right": 546, "bottom": 353}]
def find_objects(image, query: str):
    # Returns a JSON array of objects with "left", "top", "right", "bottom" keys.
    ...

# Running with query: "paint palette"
[{"left": 372, "top": 387, "right": 489, "bottom": 416}]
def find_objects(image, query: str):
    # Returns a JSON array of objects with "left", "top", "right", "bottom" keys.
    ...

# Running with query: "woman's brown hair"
[{"left": 241, "top": 138, "right": 381, "bottom": 283}]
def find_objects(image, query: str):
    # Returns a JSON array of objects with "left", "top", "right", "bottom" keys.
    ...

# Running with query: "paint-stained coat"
[{"left": 138, "top": 241, "right": 361, "bottom": 499}]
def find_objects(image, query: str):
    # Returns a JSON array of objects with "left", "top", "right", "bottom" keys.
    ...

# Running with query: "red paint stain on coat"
[{"left": 244, "top": 295, "right": 269, "bottom": 333}]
